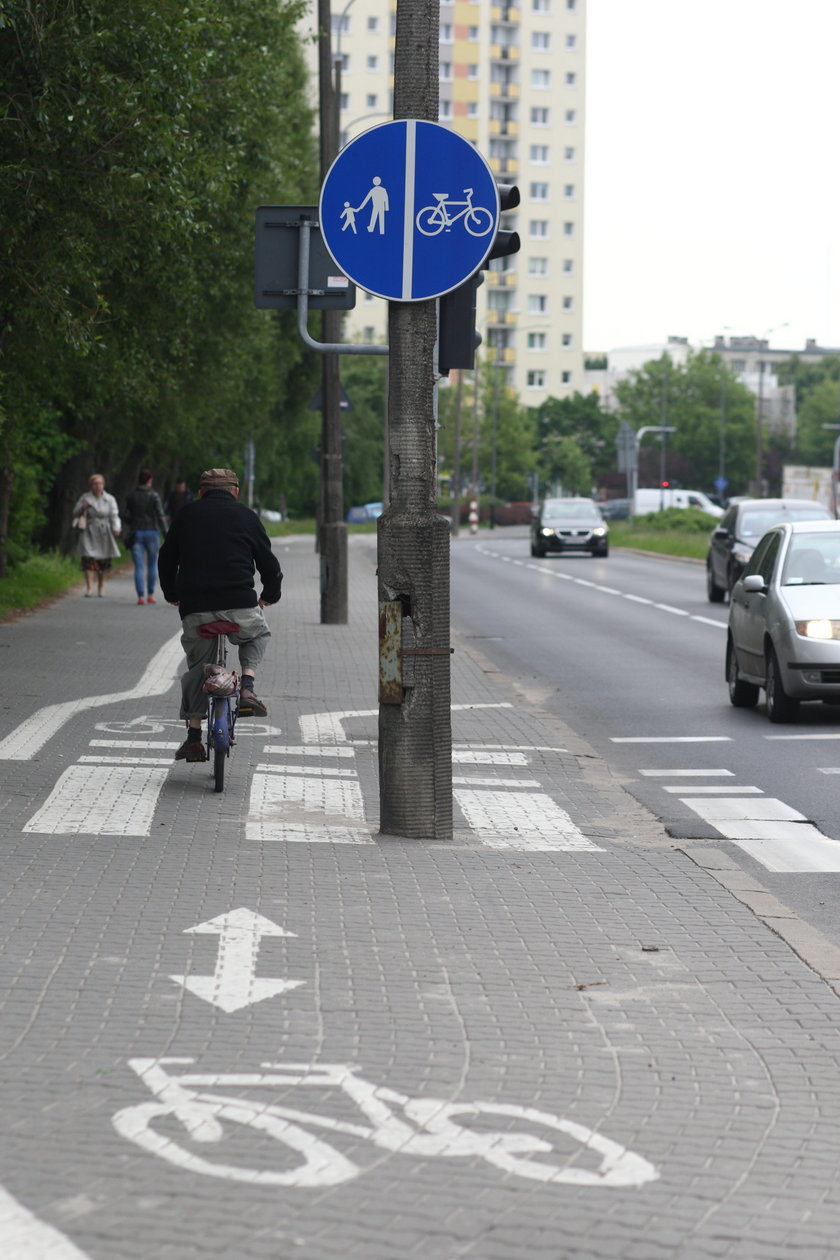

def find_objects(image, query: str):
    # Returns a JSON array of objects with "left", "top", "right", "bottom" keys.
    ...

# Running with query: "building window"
[
  {"left": 533, "top": 0, "right": 551, "bottom": 9},
  {"left": 566, "top": 34, "right": 577, "bottom": 49},
  {"left": 529, "top": 220, "right": 549, "bottom": 239},
  {"left": 565, "top": 108, "right": 576, "bottom": 124},
  {"left": 339, "top": 92, "right": 349, "bottom": 110},
  {"left": 468, "top": 25, "right": 479, "bottom": 39},
  {"left": 530, "top": 144, "right": 549, "bottom": 163},
  {"left": 562, "top": 333, "right": 572, "bottom": 347},
  {"left": 440, "top": 61, "right": 452, "bottom": 80},
  {"left": 440, "top": 23, "right": 453, "bottom": 41},
  {"left": 561, "top": 370, "right": 572, "bottom": 384},
  {"left": 337, "top": 53, "right": 350, "bottom": 71},
  {"left": 527, "top": 370, "right": 547, "bottom": 389},
  {"left": 563, "top": 296, "right": 573, "bottom": 311},
  {"left": 567, "top": 0, "right": 577, "bottom": 9},
  {"left": 564, "top": 183, "right": 575, "bottom": 199},
  {"left": 528, "top": 294, "right": 548, "bottom": 315},
  {"left": 563, "top": 221, "right": 575, "bottom": 236},
  {"left": 564, "top": 146, "right": 575, "bottom": 161},
  {"left": 366, "top": 94, "right": 378, "bottom": 109},
  {"left": 566, "top": 72, "right": 577, "bottom": 87},
  {"left": 530, "top": 107, "right": 549, "bottom": 126},
  {"left": 366, "top": 54, "right": 379, "bottom": 71},
  {"left": 532, "top": 31, "right": 551, "bottom": 50},
  {"left": 367, "top": 15, "right": 379, "bottom": 31},
  {"left": 528, "top": 332, "right": 547, "bottom": 350},
  {"left": 531, "top": 68, "right": 551, "bottom": 89},
  {"left": 332, "top": 13, "right": 350, "bottom": 33},
  {"left": 530, "top": 182, "right": 549, "bottom": 201},
  {"left": 529, "top": 257, "right": 548, "bottom": 276},
  {"left": 563, "top": 258, "right": 574, "bottom": 273},
  {"left": 468, "top": 63, "right": 479, "bottom": 79},
  {"left": 439, "top": 100, "right": 452, "bottom": 119},
  {"left": 467, "top": 101, "right": 479, "bottom": 118}
]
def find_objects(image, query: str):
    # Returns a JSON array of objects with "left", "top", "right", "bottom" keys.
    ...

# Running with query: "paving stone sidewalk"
[{"left": 0, "top": 535, "right": 839, "bottom": 1259}]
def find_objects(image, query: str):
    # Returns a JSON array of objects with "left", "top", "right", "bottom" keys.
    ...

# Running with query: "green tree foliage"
[
  {"left": 795, "top": 377, "right": 840, "bottom": 465},
  {"left": 340, "top": 355, "right": 387, "bottom": 508},
  {"left": 437, "top": 359, "right": 535, "bottom": 505},
  {"left": 614, "top": 350, "right": 756, "bottom": 495},
  {"left": 533, "top": 390, "right": 616, "bottom": 493},
  {"left": 0, "top": 0, "right": 319, "bottom": 565}
]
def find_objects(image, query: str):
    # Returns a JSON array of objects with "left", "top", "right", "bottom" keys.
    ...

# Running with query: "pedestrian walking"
[
  {"left": 72, "top": 473, "right": 122, "bottom": 597},
  {"left": 123, "top": 469, "right": 167, "bottom": 605},
  {"left": 164, "top": 477, "right": 193, "bottom": 528},
  {"left": 158, "top": 467, "right": 282, "bottom": 761}
]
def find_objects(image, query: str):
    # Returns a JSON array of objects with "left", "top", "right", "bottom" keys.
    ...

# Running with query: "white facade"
[{"left": 301, "top": 0, "right": 586, "bottom": 405}]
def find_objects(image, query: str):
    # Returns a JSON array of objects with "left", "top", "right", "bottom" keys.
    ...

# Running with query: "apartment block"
[{"left": 302, "top": 0, "right": 586, "bottom": 404}]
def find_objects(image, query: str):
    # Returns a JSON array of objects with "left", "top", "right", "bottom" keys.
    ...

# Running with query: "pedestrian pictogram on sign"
[{"left": 319, "top": 120, "right": 500, "bottom": 303}]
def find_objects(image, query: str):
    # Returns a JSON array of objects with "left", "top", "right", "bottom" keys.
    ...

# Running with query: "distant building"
[{"left": 300, "top": 0, "right": 586, "bottom": 405}]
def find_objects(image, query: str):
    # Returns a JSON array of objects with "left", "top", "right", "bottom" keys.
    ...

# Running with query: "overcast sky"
[{"left": 583, "top": 0, "right": 840, "bottom": 355}]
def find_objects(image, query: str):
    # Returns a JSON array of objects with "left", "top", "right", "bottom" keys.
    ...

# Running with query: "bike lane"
[{"left": 0, "top": 541, "right": 839, "bottom": 1258}]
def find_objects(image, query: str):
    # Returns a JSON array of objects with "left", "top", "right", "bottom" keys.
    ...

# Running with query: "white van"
[{"left": 634, "top": 488, "right": 724, "bottom": 518}]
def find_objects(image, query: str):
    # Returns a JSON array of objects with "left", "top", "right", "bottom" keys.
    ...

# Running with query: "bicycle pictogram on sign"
[{"left": 415, "top": 188, "right": 495, "bottom": 238}]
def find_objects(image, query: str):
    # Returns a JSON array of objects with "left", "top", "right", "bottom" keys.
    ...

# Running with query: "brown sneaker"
[
  {"left": 175, "top": 738, "right": 207, "bottom": 762},
  {"left": 238, "top": 689, "right": 267, "bottom": 717}
]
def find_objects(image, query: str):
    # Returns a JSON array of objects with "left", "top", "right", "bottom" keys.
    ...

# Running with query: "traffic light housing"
[{"left": 437, "top": 183, "right": 520, "bottom": 375}]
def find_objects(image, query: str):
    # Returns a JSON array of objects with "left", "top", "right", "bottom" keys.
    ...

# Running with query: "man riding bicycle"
[{"left": 158, "top": 467, "right": 283, "bottom": 762}]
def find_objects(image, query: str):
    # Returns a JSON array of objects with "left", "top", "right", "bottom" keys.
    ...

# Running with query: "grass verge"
[
  {"left": 0, "top": 551, "right": 84, "bottom": 622},
  {"left": 609, "top": 507, "right": 715, "bottom": 561}
]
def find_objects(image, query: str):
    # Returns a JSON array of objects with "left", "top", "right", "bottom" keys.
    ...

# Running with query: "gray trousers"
[{"left": 179, "top": 606, "right": 271, "bottom": 719}]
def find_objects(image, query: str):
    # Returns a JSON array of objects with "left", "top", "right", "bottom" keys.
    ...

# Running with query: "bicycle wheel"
[
  {"left": 464, "top": 206, "right": 494, "bottom": 237},
  {"left": 112, "top": 1099, "right": 358, "bottom": 1187},
  {"left": 416, "top": 205, "right": 446, "bottom": 236},
  {"left": 211, "top": 699, "right": 230, "bottom": 793}
]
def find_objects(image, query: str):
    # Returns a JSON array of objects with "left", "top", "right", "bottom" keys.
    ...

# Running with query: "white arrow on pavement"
[{"left": 170, "top": 907, "right": 305, "bottom": 1013}]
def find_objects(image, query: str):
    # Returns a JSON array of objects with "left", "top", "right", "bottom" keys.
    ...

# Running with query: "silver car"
[{"left": 727, "top": 520, "right": 840, "bottom": 722}]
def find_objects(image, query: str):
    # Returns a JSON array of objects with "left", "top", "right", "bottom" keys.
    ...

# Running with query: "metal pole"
[{"left": 755, "top": 358, "right": 765, "bottom": 498}]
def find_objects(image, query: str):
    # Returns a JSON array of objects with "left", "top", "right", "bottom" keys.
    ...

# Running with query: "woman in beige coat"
[{"left": 72, "top": 473, "right": 122, "bottom": 596}]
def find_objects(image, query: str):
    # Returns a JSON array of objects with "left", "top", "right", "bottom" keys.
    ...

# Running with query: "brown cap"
[{"left": 199, "top": 468, "right": 239, "bottom": 490}]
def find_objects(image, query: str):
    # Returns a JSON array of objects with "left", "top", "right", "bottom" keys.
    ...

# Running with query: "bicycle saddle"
[{"left": 197, "top": 620, "right": 241, "bottom": 639}]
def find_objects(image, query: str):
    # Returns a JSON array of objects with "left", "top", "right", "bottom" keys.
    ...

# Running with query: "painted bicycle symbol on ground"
[
  {"left": 415, "top": 188, "right": 495, "bottom": 238},
  {"left": 113, "top": 1058, "right": 659, "bottom": 1188}
]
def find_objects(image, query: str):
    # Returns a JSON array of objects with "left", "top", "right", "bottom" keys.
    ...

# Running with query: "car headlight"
[
  {"left": 540, "top": 528, "right": 555, "bottom": 537},
  {"left": 794, "top": 619, "right": 840, "bottom": 639},
  {"left": 591, "top": 527, "right": 607, "bottom": 537}
]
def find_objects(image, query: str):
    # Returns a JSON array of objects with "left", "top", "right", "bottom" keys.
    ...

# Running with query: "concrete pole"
[
  {"left": 318, "top": 0, "right": 348, "bottom": 623},
  {"left": 378, "top": 0, "right": 452, "bottom": 839}
]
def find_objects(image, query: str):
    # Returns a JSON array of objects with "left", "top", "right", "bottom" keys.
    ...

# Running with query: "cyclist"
[{"left": 158, "top": 467, "right": 282, "bottom": 763}]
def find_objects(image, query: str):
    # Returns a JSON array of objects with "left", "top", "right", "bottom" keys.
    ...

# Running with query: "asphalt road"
[{"left": 451, "top": 526, "right": 840, "bottom": 947}]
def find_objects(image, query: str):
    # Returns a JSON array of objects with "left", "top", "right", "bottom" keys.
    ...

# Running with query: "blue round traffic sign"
[{"left": 319, "top": 120, "right": 500, "bottom": 302}]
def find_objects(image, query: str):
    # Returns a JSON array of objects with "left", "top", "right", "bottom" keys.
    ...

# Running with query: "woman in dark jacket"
[{"left": 123, "top": 470, "right": 167, "bottom": 604}]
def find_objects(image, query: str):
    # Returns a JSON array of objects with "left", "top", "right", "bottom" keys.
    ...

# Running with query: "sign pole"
[
  {"left": 377, "top": 0, "right": 452, "bottom": 839},
  {"left": 317, "top": 0, "right": 348, "bottom": 624}
]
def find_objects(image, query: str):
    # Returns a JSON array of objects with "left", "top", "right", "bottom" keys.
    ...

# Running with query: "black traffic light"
[{"left": 437, "top": 183, "right": 520, "bottom": 375}]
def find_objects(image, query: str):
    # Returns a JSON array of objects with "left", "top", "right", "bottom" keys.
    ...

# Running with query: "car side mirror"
[
  {"left": 742, "top": 574, "right": 766, "bottom": 593},
  {"left": 713, "top": 527, "right": 730, "bottom": 539}
]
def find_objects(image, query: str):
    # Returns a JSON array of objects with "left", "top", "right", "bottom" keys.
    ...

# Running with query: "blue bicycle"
[{"left": 197, "top": 620, "right": 241, "bottom": 793}]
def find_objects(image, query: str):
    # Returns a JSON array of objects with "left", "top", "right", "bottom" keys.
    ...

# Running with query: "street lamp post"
[{"left": 754, "top": 322, "right": 789, "bottom": 498}]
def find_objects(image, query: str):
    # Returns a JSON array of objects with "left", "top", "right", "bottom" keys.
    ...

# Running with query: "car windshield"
[
  {"left": 781, "top": 533, "right": 840, "bottom": 586},
  {"left": 542, "top": 499, "right": 601, "bottom": 521},
  {"left": 740, "top": 506, "right": 829, "bottom": 538}
]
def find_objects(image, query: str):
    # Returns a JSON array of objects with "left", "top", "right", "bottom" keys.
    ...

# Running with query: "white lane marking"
[
  {"left": 818, "top": 767, "right": 840, "bottom": 773},
  {"left": 170, "top": 909, "right": 305, "bottom": 1014},
  {"left": 639, "top": 769, "right": 734, "bottom": 776},
  {"left": 612, "top": 736, "right": 732, "bottom": 743},
  {"left": 90, "top": 739, "right": 180, "bottom": 749},
  {"left": 262, "top": 745, "right": 356, "bottom": 757},
  {"left": 298, "top": 703, "right": 512, "bottom": 744},
  {"left": 255, "top": 764, "right": 357, "bottom": 778},
  {"left": 681, "top": 797, "right": 805, "bottom": 821},
  {"left": 765, "top": 733, "right": 840, "bottom": 740},
  {"left": 79, "top": 755, "right": 173, "bottom": 766},
  {"left": 23, "top": 766, "right": 168, "bottom": 836},
  {"left": 478, "top": 544, "right": 729, "bottom": 630},
  {"left": 0, "top": 1183, "right": 93, "bottom": 1259},
  {"left": 453, "top": 776, "right": 539, "bottom": 787},
  {"left": 0, "top": 633, "right": 183, "bottom": 760},
  {"left": 454, "top": 789, "right": 602, "bottom": 851},
  {"left": 454, "top": 751, "right": 529, "bottom": 765},
  {"left": 720, "top": 827, "right": 840, "bottom": 873},
  {"left": 662, "top": 785, "right": 762, "bottom": 794},
  {"left": 246, "top": 772, "right": 374, "bottom": 844}
]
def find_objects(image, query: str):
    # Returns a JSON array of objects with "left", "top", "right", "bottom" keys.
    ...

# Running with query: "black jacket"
[
  {"left": 157, "top": 490, "right": 282, "bottom": 616},
  {"left": 124, "top": 486, "right": 167, "bottom": 533}
]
